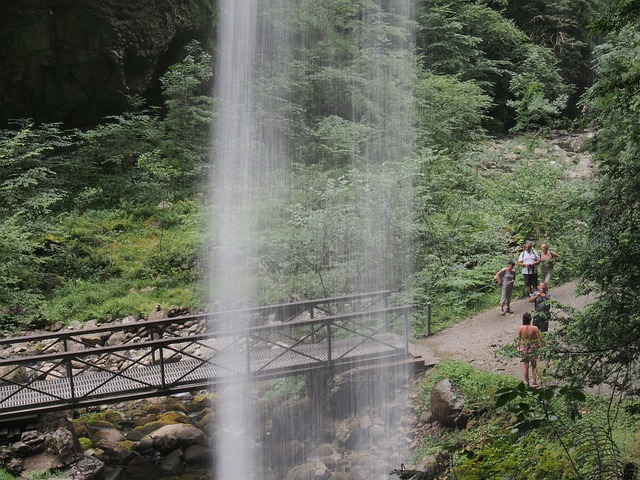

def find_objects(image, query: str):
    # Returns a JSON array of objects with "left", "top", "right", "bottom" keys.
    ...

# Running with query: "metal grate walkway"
[{"left": 0, "top": 298, "right": 419, "bottom": 421}]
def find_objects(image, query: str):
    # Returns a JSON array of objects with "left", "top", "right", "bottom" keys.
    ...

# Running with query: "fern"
[{"left": 571, "top": 424, "right": 625, "bottom": 480}]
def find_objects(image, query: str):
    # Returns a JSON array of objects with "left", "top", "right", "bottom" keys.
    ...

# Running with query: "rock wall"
[{"left": 0, "top": 0, "right": 214, "bottom": 127}]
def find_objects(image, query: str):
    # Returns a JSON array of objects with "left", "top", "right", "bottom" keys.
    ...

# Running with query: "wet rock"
[
  {"left": 154, "top": 434, "right": 179, "bottom": 454},
  {"left": 307, "top": 444, "right": 341, "bottom": 463},
  {"left": 50, "top": 425, "right": 81, "bottom": 465},
  {"left": 67, "top": 455, "right": 106, "bottom": 480},
  {"left": 430, "top": 378, "right": 465, "bottom": 429},
  {"left": 334, "top": 418, "right": 358, "bottom": 449},
  {"left": 126, "top": 455, "right": 161, "bottom": 479},
  {"left": 4, "top": 457, "right": 23, "bottom": 475},
  {"left": 286, "top": 462, "right": 330, "bottom": 480},
  {"left": 92, "top": 428, "right": 126, "bottom": 451},
  {"left": 149, "top": 424, "right": 207, "bottom": 450},
  {"left": 268, "top": 439, "right": 305, "bottom": 465},
  {"left": 107, "top": 331, "right": 127, "bottom": 346},
  {"left": 147, "top": 305, "right": 167, "bottom": 321},
  {"left": 184, "top": 444, "right": 211, "bottom": 465},
  {"left": 157, "top": 411, "right": 191, "bottom": 424},
  {"left": 22, "top": 452, "right": 64, "bottom": 472},
  {"left": 0, "top": 365, "right": 29, "bottom": 384},
  {"left": 160, "top": 448, "right": 184, "bottom": 472}
]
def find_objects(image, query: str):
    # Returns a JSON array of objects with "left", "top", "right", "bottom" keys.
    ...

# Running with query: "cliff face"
[{"left": 0, "top": 0, "right": 213, "bottom": 127}]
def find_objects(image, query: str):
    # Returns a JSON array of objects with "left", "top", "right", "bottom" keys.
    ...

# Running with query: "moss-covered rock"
[
  {"left": 126, "top": 421, "right": 167, "bottom": 442},
  {"left": 78, "top": 436, "right": 93, "bottom": 450},
  {"left": 158, "top": 411, "right": 191, "bottom": 425}
]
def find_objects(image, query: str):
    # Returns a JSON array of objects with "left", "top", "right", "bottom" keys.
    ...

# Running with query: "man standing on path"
[
  {"left": 518, "top": 241, "right": 540, "bottom": 296},
  {"left": 518, "top": 312, "right": 543, "bottom": 388}
]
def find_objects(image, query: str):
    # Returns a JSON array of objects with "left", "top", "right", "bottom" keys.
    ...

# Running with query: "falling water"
[{"left": 210, "top": 0, "right": 415, "bottom": 478}]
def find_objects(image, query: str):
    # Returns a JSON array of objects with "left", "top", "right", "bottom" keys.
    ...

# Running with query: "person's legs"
[
  {"left": 521, "top": 360, "right": 530, "bottom": 386},
  {"left": 505, "top": 284, "right": 513, "bottom": 312},
  {"left": 530, "top": 358, "right": 538, "bottom": 387},
  {"left": 543, "top": 271, "right": 552, "bottom": 286}
]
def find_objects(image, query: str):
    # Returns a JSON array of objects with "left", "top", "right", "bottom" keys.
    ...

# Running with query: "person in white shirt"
[{"left": 517, "top": 241, "right": 540, "bottom": 296}]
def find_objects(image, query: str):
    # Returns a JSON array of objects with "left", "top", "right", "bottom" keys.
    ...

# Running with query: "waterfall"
[{"left": 210, "top": 1, "right": 415, "bottom": 478}]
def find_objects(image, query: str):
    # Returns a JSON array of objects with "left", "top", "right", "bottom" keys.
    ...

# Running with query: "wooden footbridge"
[{"left": 0, "top": 292, "right": 422, "bottom": 422}]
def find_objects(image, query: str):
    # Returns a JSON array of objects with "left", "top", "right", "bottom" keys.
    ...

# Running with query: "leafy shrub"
[{"left": 421, "top": 360, "right": 519, "bottom": 413}]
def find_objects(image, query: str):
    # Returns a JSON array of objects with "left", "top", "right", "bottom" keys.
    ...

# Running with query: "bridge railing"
[
  {"left": 0, "top": 290, "right": 393, "bottom": 359},
  {"left": 0, "top": 300, "right": 413, "bottom": 420}
]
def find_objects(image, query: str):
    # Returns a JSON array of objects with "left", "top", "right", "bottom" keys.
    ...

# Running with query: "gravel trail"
[{"left": 410, "top": 281, "right": 593, "bottom": 377}]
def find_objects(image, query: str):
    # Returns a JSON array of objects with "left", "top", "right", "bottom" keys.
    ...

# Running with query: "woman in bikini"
[
  {"left": 539, "top": 244, "right": 560, "bottom": 287},
  {"left": 517, "top": 312, "right": 543, "bottom": 387}
]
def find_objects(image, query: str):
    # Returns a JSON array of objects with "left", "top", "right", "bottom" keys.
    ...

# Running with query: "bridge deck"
[{"left": 0, "top": 300, "right": 419, "bottom": 421}]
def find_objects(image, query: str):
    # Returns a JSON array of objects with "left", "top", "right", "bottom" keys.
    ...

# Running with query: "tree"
[
  {"left": 415, "top": 72, "right": 492, "bottom": 152},
  {"left": 0, "top": 121, "right": 76, "bottom": 219},
  {"left": 553, "top": 10, "right": 640, "bottom": 393},
  {"left": 507, "top": 44, "right": 571, "bottom": 132}
]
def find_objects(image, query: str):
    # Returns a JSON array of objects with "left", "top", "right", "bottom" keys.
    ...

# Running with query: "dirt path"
[{"left": 409, "top": 281, "right": 594, "bottom": 378}]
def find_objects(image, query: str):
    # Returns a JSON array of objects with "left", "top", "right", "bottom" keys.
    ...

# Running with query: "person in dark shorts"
[
  {"left": 529, "top": 282, "right": 551, "bottom": 332},
  {"left": 517, "top": 241, "right": 540, "bottom": 296}
]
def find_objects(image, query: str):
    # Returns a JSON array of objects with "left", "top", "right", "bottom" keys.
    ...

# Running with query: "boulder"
[
  {"left": 286, "top": 462, "right": 330, "bottom": 480},
  {"left": 160, "top": 448, "right": 184, "bottom": 472},
  {"left": 149, "top": 424, "right": 207, "bottom": 450},
  {"left": 66, "top": 456, "right": 106, "bottom": 480},
  {"left": 430, "top": 378, "right": 466, "bottom": 429},
  {"left": 183, "top": 444, "right": 211, "bottom": 465},
  {"left": 92, "top": 428, "right": 126, "bottom": 451}
]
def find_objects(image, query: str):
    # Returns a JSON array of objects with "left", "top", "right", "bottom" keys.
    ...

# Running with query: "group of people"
[
  {"left": 494, "top": 240, "right": 560, "bottom": 316},
  {"left": 493, "top": 240, "right": 561, "bottom": 387}
]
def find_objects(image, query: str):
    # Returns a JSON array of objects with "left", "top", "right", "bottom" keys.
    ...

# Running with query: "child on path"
[{"left": 495, "top": 260, "right": 516, "bottom": 315}]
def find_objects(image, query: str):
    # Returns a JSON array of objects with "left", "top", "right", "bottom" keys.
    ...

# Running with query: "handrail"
[
  {"left": 0, "top": 299, "right": 415, "bottom": 421},
  {"left": 0, "top": 290, "right": 393, "bottom": 348}
]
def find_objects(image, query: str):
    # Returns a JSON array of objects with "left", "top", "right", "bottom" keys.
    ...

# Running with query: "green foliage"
[
  {"left": 505, "top": 0, "right": 594, "bottom": 94},
  {"left": 551, "top": 13, "right": 640, "bottom": 393},
  {"left": 0, "top": 218, "right": 44, "bottom": 320},
  {"left": 0, "top": 470, "right": 13, "bottom": 480},
  {"left": 416, "top": 0, "right": 591, "bottom": 131},
  {"left": 262, "top": 376, "right": 306, "bottom": 402},
  {"left": 495, "top": 384, "right": 636, "bottom": 479},
  {"left": 159, "top": 40, "right": 214, "bottom": 184},
  {"left": 410, "top": 136, "right": 589, "bottom": 333},
  {"left": 508, "top": 44, "right": 572, "bottom": 132},
  {"left": 76, "top": 41, "right": 213, "bottom": 206},
  {"left": 415, "top": 73, "right": 492, "bottom": 152},
  {"left": 417, "top": 0, "right": 529, "bottom": 131},
  {"left": 311, "top": 115, "right": 373, "bottom": 166},
  {"left": 422, "top": 360, "right": 519, "bottom": 412},
  {"left": 22, "top": 471, "right": 66, "bottom": 480},
  {"left": 407, "top": 361, "right": 640, "bottom": 480},
  {"left": 253, "top": 160, "right": 414, "bottom": 302},
  {"left": 0, "top": 120, "right": 77, "bottom": 218}
]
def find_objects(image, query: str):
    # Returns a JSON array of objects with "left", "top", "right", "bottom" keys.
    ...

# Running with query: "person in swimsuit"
[
  {"left": 539, "top": 244, "right": 560, "bottom": 287},
  {"left": 517, "top": 312, "right": 543, "bottom": 387}
]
